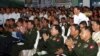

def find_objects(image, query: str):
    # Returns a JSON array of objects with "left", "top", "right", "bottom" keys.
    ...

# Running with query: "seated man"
[
  {"left": 66, "top": 27, "right": 98, "bottom": 56},
  {"left": 91, "top": 20, "right": 100, "bottom": 56},
  {"left": 37, "top": 25, "right": 66, "bottom": 56},
  {"left": 65, "top": 24, "right": 80, "bottom": 56}
]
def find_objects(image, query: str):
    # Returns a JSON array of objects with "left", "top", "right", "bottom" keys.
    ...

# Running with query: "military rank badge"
[
  {"left": 78, "top": 43, "right": 81, "bottom": 47},
  {"left": 89, "top": 45, "right": 94, "bottom": 49},
  {"left": 56, "top": 38, "right": 60, "bottom": 42},
  {"left": 84, "top": 44, "right": 88, "bottom": 48},
  {"left": 53, "top": 38, "right": 56, "bottom": 41}
]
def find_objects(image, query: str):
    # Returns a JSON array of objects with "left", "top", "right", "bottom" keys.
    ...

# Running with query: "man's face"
[
  {"left": 27, "top": 22, "right": 33, "bottom": 30},
  {"left": 70, "top": 26, "right": 77, "bottom": 36},
  {"left": 80, "top": 30, "right": 86, "bottom": 40},
  {"left": 23, "top": 22, "right": 28, "bottom": 28},
  {"left": 50, "top": 26, "right": 58, "bottom": 36},
  {"left": 73, "top": 8, "right": 80, "bottom": 15},
  {"left": 6, "top": 8, "right": 10, "bottom": 13},
  {"left": 79, "top": 24, "right": 85, "bottom": 31},
  {"left": 9, "top": 20, "right": 15, "bottom": 25},
  {"left": 34, "top": 19, "right": 39, "bottom": 25},
  {"left": 43, "top": 20, "right": 48, "bottom": 27},
  {"left": 80, "top": 29, "right": 90, "bottom": 41},
  {"left": 17, "top": 22, "right": 22, "bottom": 27},
  {"left": 92, "top": 21, "right": 99, "bottom": 31}
]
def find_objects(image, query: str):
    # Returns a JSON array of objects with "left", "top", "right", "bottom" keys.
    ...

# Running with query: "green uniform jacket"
[
  {"left": 67, "top": 35, "right": 81, "bottom": 56},
  {"left": 11, "top": 28, "right": 37, "bottom": 56},
  {"left": 45, "top": 35, "right": 64, "bottom": 56},
  {"left": 23, "top": 28, "right": 37, "bottom": 49},
  {"left": 74, "top": 38, "right": 98, "bottom": 56}
]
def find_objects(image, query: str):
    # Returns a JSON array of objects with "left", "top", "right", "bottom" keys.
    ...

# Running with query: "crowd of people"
[{"left": 0, "top": 6, "right": 100, "bottom": 56}]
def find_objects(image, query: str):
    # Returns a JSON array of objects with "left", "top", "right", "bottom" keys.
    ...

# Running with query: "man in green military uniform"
[
  {"left": 39, "top": 18, "right": 50, "bottom": 37},
  {"left": 65, "top": 24, "right": 80, "bottom": 56},
  {"left": 66, "top": 27, "right": 98, "bottom": 56},
  {"left": 11, "top": 20, "right": 37, "bottom": 56},
  {"left": 34, "top": 25, "right": 66, "bottom": 56},
  {"left": 67, "top": 24, "right": 81, "bottom": 43},
  {"left": 23, "top": 20, "right": 37, "bottom": 49},
  {"left": 43, "top": 25, "right": 65, "bottom": 56},
  {"left": 0, "top": 29, "right": 14, "bottom": 56}
]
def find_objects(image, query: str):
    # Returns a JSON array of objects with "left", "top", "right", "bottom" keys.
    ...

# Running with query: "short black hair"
[
  {"left": 41, "top": 30, "right": 50, "bottom": 37},
  {"left": 42, "top": 17, "right": 49, "bottom": 23},
  {"left": 92, "top": 20, "right": 100, "bottom": 25},
  {"left": 71, "top": 24, "right": 80, "bottom": 31},
  {"left": 23, "top": 19, "right": 28, "bottom": 23},
  {"left": 84, "top": 26, "right": 92, "bottom": 35},
  {"left": 61, "top": 17, "right": 66, "bottom": 20},
  {"left": 9, "top": 18, "right": 15, "bottom": 23},
  {"left": 6, "top": 19, "right": 10, "bottom": 21},
  {"left": 74, "top": 6, "right": 81, "bottom": 10},
  {"left": 79, "top": 21, "right": 87, "bottom": 28},
  {"left": 17, "top": 18, "right": 24, "bottom": 23},
  {"left": 53, "top": 25, "right": 62, "bottom": 34},
  {"left": 34, "top": 17, "right": 40, "bottom": 21},
  {"left": 27, "top": 20, "right": 34, "bottom": 25}
]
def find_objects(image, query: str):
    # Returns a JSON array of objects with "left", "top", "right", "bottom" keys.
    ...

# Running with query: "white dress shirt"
[
  {"left": 59, "top": 14, "right": 67, "bottom": 22},
  {"left": 3, "top": 13, "right": 11, "bottom": 23},
  {"left": 73, "top": 12, "right": 89, "bottom": 25},
  {"left": 92, "top": 31, "right": 100, "bottom": 56},
  {"left": 92, "top": 31, "right": 100, "bottom": 43},
  {"left": 9, "top": 12, "right": 20, "bottom": 22}
]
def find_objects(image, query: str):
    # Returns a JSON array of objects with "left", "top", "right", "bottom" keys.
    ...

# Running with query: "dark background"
[{"left": 0, "top": 0, "right": 24, "bottom": 7}]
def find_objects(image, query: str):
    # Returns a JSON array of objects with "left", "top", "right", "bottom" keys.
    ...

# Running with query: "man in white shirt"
[
  {"left": 9, "top": 12, "right": 20, "bottom": 22},
  {"left": 59, "top": 12, "right": 67, "bottom": 22},
  {"left": 3, "top": 8, "right": 12, "bottom": 23},
  {"left": 43, "top": 13, "right": 48, "bottom": 19},
  {"left": 73, "top": 6, "right": 89, "bottom": 25},
  {"left": 3, "top": 13, "right": 11, "bottom": 23},
  {"left": 91, "top": 20, "right": 100, "bottom": 56}
]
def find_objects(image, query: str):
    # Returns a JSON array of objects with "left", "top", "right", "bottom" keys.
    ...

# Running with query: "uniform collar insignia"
[
  {"left": 84, "top": 44, "right": 88, "bottom": 48},
  {"left": 86, "top": 38, "right": 92, "bottom": 43},
  {"left": 78, "top": 43, "right": 81, "bottom": 47},
  {"left": 53, "top": 38, "right": 56, "bottom": 41},
  {"left": 76, "top": 36, "right": 79, "bottom": 39},
  {"left": 74, "top": 40, "right": 77, "bottom": 44},
  {"left": 86, "top": 40, "right": 89, "bottom": 43}
]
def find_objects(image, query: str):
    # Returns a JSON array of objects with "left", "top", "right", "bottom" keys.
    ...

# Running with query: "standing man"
[{"left": 73, "top": 6, "right": 89, "bottom": 25}]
